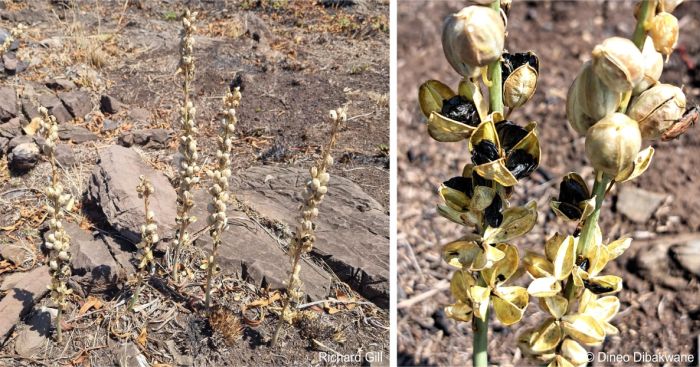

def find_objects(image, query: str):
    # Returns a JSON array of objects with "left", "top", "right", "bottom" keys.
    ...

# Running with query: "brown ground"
[
  {"left": 0, "top": 0, "right": 389, "bottom": 365},
  {"left": 398, "top": 1, "right": 700, "bottom": 366}
]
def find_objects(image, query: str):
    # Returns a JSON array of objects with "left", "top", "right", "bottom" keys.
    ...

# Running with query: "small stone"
[
  {"left": 35, "top": 92, "right": 72, "bottom": 123},
  {"left": 45, "top": 78, "right": 76, "bottom": 91},
  {"left": 14, "top": 308, "right": 53, "bottom": 357},
  {"left": 131, "top": 129, "right": 172, "bottom": 149},
  {"left": 2, "top": 53, "right": 27, "bottom": 75},
  {"left": 0, "top": 117, "right": 21, "bottom": 138},
  {"left": 635, "top": 243, "right": 688, "bottom": 290},
  {"left": 8, "top": 142, "right": 40, "bottom": 171},
  {"left": 0, "top": 86, "right": 17, "bottom": 121},
  {"left": 61, "top": 222, "right": 121, "bottom": 291},
  {"left": 59, "top": 90, "right": 93, "bottom": 119},
  {"left": 672, "top": 240, "right": 700, "bottom": 277},
  {"left": 100, "top": 95, "right": 126, "bottom": 115},
  {"left": 0, "top": 137, "right": 8, "bottom": 154},
  {"left": 0, "top": 243, "right": 31, "bottom": 265},
  {"left": 39, "top": 37, "right": 62, "bottom": 48},
  {"left": 55, "top": 143, "right": 77, "bottom": 167},
  {"left": 128, "top": 108, "right": 150, "bottom": 123},
  {"left": 7, "top": 135, "right": 33, "bottom": 152},
  {"left": 115, "top": 342, "right": 148, "bottom": 367},
  {"left": 0, "top": 266, "right": 51, "bottom": 342},
  {"left": 58, "top": 124, "right": 98, "bottom": 144},
  {"left": 616, "top": 186, "right": 667, "bottom": 223},
  {"left": 102, "top": 119, "right": 122, "bottom": 132}
]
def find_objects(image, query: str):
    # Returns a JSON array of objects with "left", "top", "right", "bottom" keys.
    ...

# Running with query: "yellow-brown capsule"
[
  {"left": 442, "top": 6, "right": 505, "bottom": 75},
  {"left": 633, "top": 36, "right": 664, "bottom": 95},
  {"left": 502, "top": 51, "right": 539, "bottom": 109},
  {"left": 648, "top": 12, "right": 679, "bottom": 57},
  {"left": 566, "top": 61, "right": 621, "bottom": 135},
  {"left": 585, "top": 113, "right": 642, "bottom": 176},
  {"left": 591, "top": 37, "right": 644, "bottom": 92},
  {"left": 627, "top": 83, "right": 686, "bottom": 140}
]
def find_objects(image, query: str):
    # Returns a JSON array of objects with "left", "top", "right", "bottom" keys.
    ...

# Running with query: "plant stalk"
[
  {"left": 56, "top": 306, "right": 62, "bottom": 343},
  {"left": 631, "top": 0, "right": 656, "bottom": 50},
  {"left": 204, "top": 237, "right": 221, "bottom": 310},
  {"left": 473, "top": 311, "right": 489, "bottom": 367},
  {"left": 576, "top": 171, "right": 612, "bottom": 257},
  {"left": 271, "top": 251, "right": 302, "bottom": 347}
]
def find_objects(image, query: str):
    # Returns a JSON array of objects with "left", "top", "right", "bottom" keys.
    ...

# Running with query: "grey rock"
[
  {"left": 0, "top": 86, "right": 17, "bottom": 121},
  {"left": 0, "top": 136, "right": 8, "bottom": 154},
  {"left": 55, "top": 143, "right": 77, "bottom": 167},
  {"left": 191, "top": 189, "right": 331, "bottom": 300},
  {"left": 88, "top": 145, "right": 178, "bottom": 243},
  {"left": 99, "top": 235, "right": 136, "bottom": 278},
  {"left": 59, "top": 90, "right": 93, "bottom": 119},
  {"left": 45, "top": 78, "right": 76, "bottom": 91},
  {"left": 617, "top": 186, "right": 667, "bottom": 224},
  {"left": 100, "top": 95, "right": 126, "bottom": 114},
  {"left": 35, "top": 92, "right": 72, "bottom": 123},
  {"left": 2, "top": 53, "right": 27, "bottom": 75},
  {"left": 14, "top": 308, "right": 53, "bottom": 357},
  {"left": 0, "top": 243, "right": 31, "bottom": 265},
  {"left": 672, "top": 240, "right": 700, "bottom": 278},
  {"left": 232, "top": 166, "right": 389, "bottom": 307},
  {"left": 39, "top": 37, "right": 62, "bottom": 49},
  {"left": 8, "top": 142, "right": 40, "bottom": 171},
  {"left": 115, "top": 342, "right": 148, "bottom": 367},
  {"left": 58, "top": 124, "right": 98, "bottom": 144},
  {"left": 102, "top": 119, "right": 122, "bottom": 132},
  {"left": 635, "top": 243, "right": 688, "bottom": 290},
  {"left": 0, "top": 266, "right": 51, "bottom": 343},
  {"left": 62, "top": 222, "right": 121, "bottom": 292},
  {"left": 246, "top": 14, "right": 272, "bottom": 46},
  {"left": 7, "top": 135, "right": 33, "bottom": 152},
  {"left": 119, "top": 129, "right": 172, "bottom": 149},
  {"left": 0, "top": 117, "right": 21, "bottom": 138},
  {"left": 128, "top": 108, "right": 149, "bottom": 123}
]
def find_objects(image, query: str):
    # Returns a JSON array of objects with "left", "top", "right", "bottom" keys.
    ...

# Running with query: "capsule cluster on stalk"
[
  {"left": 287, "top": 108, "right": 345, "bottom": 302},
  {"left": 39, "top": 106, "right": 74, "bottom": 309},
  {"left": 136, "top": 176, "right": 157, "bottom": 270},
  {"left": 418, "top": 2, "right": 543, "bottom": 330},
  {"left": 0, "top": 24, "right": 25, "bottom": 56}
]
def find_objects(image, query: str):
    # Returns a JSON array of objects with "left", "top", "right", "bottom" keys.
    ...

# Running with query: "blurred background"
[{"left": 397, "top": 1, "right": 700, "bottom": 366}]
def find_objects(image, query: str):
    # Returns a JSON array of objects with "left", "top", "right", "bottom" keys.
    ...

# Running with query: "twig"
[
  {"left": 296, "top": 298, "right": 374, "bottom": 310},
  {"left": 397, "top": 279, "right": 449, "bottom": 309}
]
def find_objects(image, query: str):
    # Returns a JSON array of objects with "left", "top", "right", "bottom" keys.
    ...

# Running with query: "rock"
[
  {"left": 14, "top": 308, "right": 53, "bottom": 357},
  {"left": 58, "top": 124, "right": 98, "bottom": 144},
  {"left": 35, "top": 92, "right": 72, "bottom": 123},
  {"left": 60, "top": 222, "right": 121, "bottom": 293},
  {"left": 98, "top": 235, "right": 136, "bottom": 278},
  {"left": 634, "top": 243, "right": 688, "bottom": 290},
  {"left": 0, "top": 266, "right": 51, "bottom": 344},
  {"left": 233, "top": 166, "right": 389, "bottom": 307},
  {"left": 192, "top": 189, "right": 331, "bottom": 300},
  {"left": 114, "top": 342, "right": 148, "bottom": 367},
  {"left": 617, "top": 186, "right": 667, "bottom": 224},
  {"left": 0, "top": 117, "right": 21, "bottom": 138},
  {"left": 88, "top": 145, "right": 178, "bottom": 243},
  {"left": 0, "top": 243, "right": 31, "bottom": 265},
  {"left": 45, "top": 78, "right": 76, "bottom": 91},
  {"left": 55, "top": 143, "right": 77, "bottom": 167},
  {"left": 100, "top": 95, "right": 126, "bottom": 114},
  {"left": 2, "top": 53, "right": 27, "bottom": 75},
  {"left": 166, "top": 340, "right": 193, "bottom": 366},
  {"left": 59, "top": 90, "right": 93, "bottom": 119},
  {"left": 119, "top": 129, "right": 172, "bottom": 149},
  {"left": 0, "top": 28, "right": 19, "bottom": 51},
  {"left": 245, "top": 14, "right": 272, "bottom": 46},
  {"left": 39, "top": 37, "right": 62, "bottom": 49},
  {"left": 7, "top": 135, "right": 34, "bottom": 152},
  {"left": 102, "top": 119, "right": 122, "bottom": 132},
  {"left": 672, "top": 240, "right": 700, "bottom": 278},
  {"left": 0, "top": 136, "right": 8, "bottom": 154},
  {"left": 0, "top": 86, "right": 17, "bottom": 121},
  {"left": 8, "top": 142, "right": 40, "bottom": 171},
  {"left": 128, "top": 108, "right": 150, "bottom": 123}
]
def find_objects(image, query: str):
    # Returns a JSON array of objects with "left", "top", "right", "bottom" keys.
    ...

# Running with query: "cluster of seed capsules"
[
  {"left": 418, "top": 2, "right": 542, "bottom": 328},
  {"left": 38, "top": 107, "right": 75, "bottom": 308},
  {"left": 136, "top": 176, "right": 158, "bottom": 271}
]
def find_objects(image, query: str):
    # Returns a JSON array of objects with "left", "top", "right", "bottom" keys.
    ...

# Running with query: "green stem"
[
  {"left": 473, "top": 311, "right": 489, "bottom": 367},
  {"left": 631, "top": 0, "right": 656, "bottom": 50},
  {"left": 576, "top": 171, "right": 612, "bottom": 257}
]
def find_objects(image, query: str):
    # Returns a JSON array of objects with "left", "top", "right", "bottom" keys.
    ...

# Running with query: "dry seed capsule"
[
  {"left": 633, "top": 36, "right": 664, "bottom": 95},
  {"left": 442, "top": 6, "right": 505, "bottom": 76},
  {"left": 502, "top": 51, "right": 539, "bottom": 109},
  {"left": 591, "top": 37, "right": 644, "bottom": 92},
  {"left": 627, "top": 83, "right": 686, "bottom": 140},
  {"left": 648, "top": 12, "right": 679, "bottom": 57},
  {"left": 585, "top": 113, "right": 642, "bottom": 176}
]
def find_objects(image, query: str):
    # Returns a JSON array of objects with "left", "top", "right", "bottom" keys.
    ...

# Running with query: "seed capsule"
[
  {"left": 585, "top": 113, "right": 642, "bottom": 176},
  {"left": 648, "top": 12, "right": 679, "bottom": 57},
  {"left": 633, "top": 36, "right": 664, "bottom": 95},
  {"left": 442, "top": 6, "right": 505, "bottom": 75},
  {"left": 627, "top": 83, "right": 686, "bottom": 140},
  {"left": 502, "top": 51, "right": 539, "bottom": 109},
  {"left": 567, "top": 62, "right": 622, "bottom": 136},
  {"left": 591, "top": 37, "right": 644, "bottom": 92}
]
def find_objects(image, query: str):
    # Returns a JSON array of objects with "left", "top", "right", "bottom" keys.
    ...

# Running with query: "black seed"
[
  {"left": 472, "top": 171, "right": 493, "bottom": 188},
  {"left": 496, "top": 274, "right": 507, "bottom": 283},
  {"left": 506, "top": 150, "right": 537, "bottom": 180},
  {"left": 444, "top": 176, "right": 474, "bottom": 198},
  {"left": 557, "top": 202, "right": 583, "bottom": 220},
  {"left": 472, "top": 140, "right": 500, "bottom": 165},
  {"left": 496, "top": 120, "right": 529, "bottom": 153},
  {"left": 583, "top": 279, "right": 615, "bottom": 295},
  {"left": 485, "top": 195, "right": 503, "bottom": 227},
  {"left": 440, "top": 96, "right": 481, "bottom": 126},
  {"left": 501, "top": 52, "right": 540, "bottom": 81},
  {"left": 577, "top": 257, "right": 590, "bottom": 271},
  {"left": 559, "top": 177, "right": 589, "bottom": 205}
]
